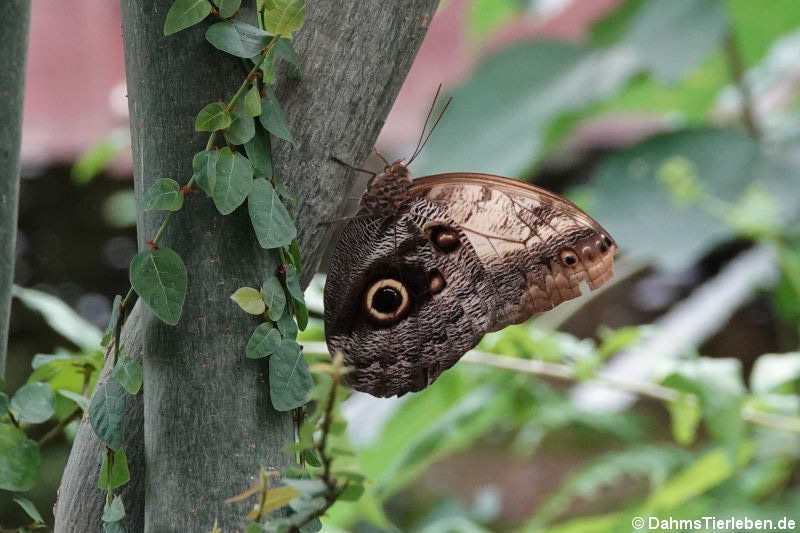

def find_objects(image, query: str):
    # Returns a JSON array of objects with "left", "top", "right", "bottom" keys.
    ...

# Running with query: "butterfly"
[{"left": 324, "top": 88, "right": 617, "bottom": 397}]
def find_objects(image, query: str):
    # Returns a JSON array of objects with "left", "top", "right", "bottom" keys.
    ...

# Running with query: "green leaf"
[
  {"left": 274, "top": 38, "right": 303, "bottom": 77},
  {"left": 283, "top": 264, "right": 304, "bottom": 303},
  {"left": 261, "top": 275, "right": 286, "bottom": 321},
  {"left": 72, "top": 138, "right": 123, "bottom": 184},
  {"left": 212, "top": 147, "right": 254, "bottom": 215},
  {"left": 0, "top": 423, "right": 40, "bottom": 491},
  {"left": 89, "top": 380, "right": 127, "bottom": 450},
  {"left": 101, "top": 294, "right": 122, "bottom": 347},
  {"left": 102, "top": 495, "right": 125, "bottom": 523},
  {"left": 192, "top": 150, "right": 219, "bottom": 196},
  {"left": 164, "top": 0, "right": 212, "bottom": 36},
  {"left": 337, "top": 482, "right": 365, "bottom": 502},
  {"left": 10, "top": 382, "right": 55, "bottom": 424},
  {"left": 112, "top": 356, "right": 143, "bottom": 395},
  {"left": 413, "top": 41, "right": 636, "bottom": 178},
  {"left": 617, "top": 0, "right": 728, "bottom": 83},
  {"left": 293, "top": 300, "right": 308, "bottom": 331},
  {"left": 246, "top": 323, "right": 281, "bottom": 359},
  {"left": 213, "top": 0, "right": 240, "bottom": 18},
  {"left": 195, "top": 102, "right": 232, "bottom": 132},
  {"left": 98, "top": 448, "right": 131, "bottom": 490},
  {"left": 104, "top": 520, "right": 127, "bottom": 533},
  {"left": 244, "top": 126, "right": 273, "bottom": 179},
  {"left": 262, "top": 485, "right": 302, "bottom": 514},
  {"left": 243, "top": 84, "right": 262, "bottom": 117},
  {"left": 205, "top": 20, "right": 271, "bottom": 58},
  {"left": 263, "top": 0, "right": 306, "bottom": 37},
  {"left": 667, "top": 395, "right": 701, "bottom": 446},
  {"left": 269, "top": 339, "right": 311, "bottom": 411},
  {"left": 231, "top": 287, "right": 266, "bottom": 315},
  {"left": 302, "top": 448, "right": 321, "bottom": 467},
  {"left": 276, "top": 312, "right": 298, "bottom": 340},
  {"left": 224, "top": 110, "right": 255, "bottom": 145},
  {"left": 129, "top": 247, "right": 188, "bottom": 325},
  {"left": 287, "top": 239, "right": 302, "bottom": 270},
  {"left": 12, "top": 285, "right": 102, "bottom": 351},
  {"left": 13, "top": 496, "right": 44, "bottom": 524},
  {"left": 259, "top": 86, "right": 296, "bottom": 146},
  {"left": 0, "top": 393, "right": 7, "bottom": 417},
  {"left": 142, "top": 178, "right": 184, "bottom": 212},
  {"left": 57, "top": 389, "right": 90, "bottom": 411},
  {"left": 248, "top": 179, "right": 296, "bottom": 249}
]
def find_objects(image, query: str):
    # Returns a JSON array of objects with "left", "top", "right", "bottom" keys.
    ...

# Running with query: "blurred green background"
[{"left": 3, "top": 0, "right": 800, "bottom": 531}]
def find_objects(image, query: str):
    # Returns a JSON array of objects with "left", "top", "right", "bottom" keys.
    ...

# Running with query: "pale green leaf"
[{"left": 231, "top": 287, "right": 266, "bottom": 315}]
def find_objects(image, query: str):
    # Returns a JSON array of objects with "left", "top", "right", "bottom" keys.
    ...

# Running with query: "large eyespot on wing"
[{"left": 363, "top": 278, "right": 411, "bottom": 325}]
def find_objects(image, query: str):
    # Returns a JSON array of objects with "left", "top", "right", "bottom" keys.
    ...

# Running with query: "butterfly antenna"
[
  {"left": 331, "top": 156, "right": 377, "bottom": 177},
  {"left": 408, "top": 94, "right": 452, "bottom": 166},
  {"left": 410, "top": 84, "right": 442, "bottom": 161}
]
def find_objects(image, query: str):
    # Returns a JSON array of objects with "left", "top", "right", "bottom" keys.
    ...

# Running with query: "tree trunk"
[
  {"left": 54, "top": 1, "right": 438, "bottom": 532},
  {"left": 0, "top": 0, "right": 30, "bottom": 377}
]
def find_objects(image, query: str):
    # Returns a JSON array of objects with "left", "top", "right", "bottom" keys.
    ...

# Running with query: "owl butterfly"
[{"left": 324, "top": 88, "right": 617, "bottom": 398}]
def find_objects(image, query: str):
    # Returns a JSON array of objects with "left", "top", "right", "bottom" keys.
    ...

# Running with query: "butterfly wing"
[
  {"left": 324, "top": 172, "right": 617, "bottom": 397},
  {"left": 410, "top": 173, "right": 617, "bottom": 327}
]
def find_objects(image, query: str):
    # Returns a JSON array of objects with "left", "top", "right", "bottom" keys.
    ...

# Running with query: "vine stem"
[{"left": 724, "top": 31, "right": 762, "bottom": 140}]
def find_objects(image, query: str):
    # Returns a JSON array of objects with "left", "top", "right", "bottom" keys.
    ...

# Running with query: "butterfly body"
[{"left": 324, "top": 162, "right": 617, "bottom": 398}]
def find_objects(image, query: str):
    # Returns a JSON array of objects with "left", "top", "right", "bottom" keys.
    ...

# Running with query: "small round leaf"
[
  {"left": 10, "top": 382, "right": 55, "bottom": 424},
  {"left": 246, "top": 323, "right": 281, "bottom": 359},
  {"left": 231, "top": 287, "right": 266, "bottom": 315},
  {"left": 213, "top": 147, "right": 254, "bottom": 215},
  {"left": 142, "top": 178, "right": 184, "bottom": 212},
  {"left": 195, "top": 102, "right": 232, "bottom": 132},
  {"left": 0, "top": 423, "right": 40, "bottom": 491},
  {"left": 89, "top": 380, "right": 126, "bottom": 450},
  {"left": 164, "top": 0, "right": 212, "bottom": 36},
  {"left": 269, "top": 339, "right": 312, "bottom": 411}
]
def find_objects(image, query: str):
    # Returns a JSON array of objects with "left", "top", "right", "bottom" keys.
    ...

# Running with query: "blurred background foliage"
[{"left": 4, "top": 0, "right": 800, "bottom": 531}]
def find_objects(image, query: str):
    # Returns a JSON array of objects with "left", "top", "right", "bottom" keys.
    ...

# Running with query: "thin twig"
[{"left": 724, "top": 32, "right": 762, "bottom": 140}]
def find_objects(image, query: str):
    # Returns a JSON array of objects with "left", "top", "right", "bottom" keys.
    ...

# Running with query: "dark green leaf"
[
  {"left": 337, "top": 482, "right": 365, "bottom": 502},
  {"left": 164, "top": 0, "right": 212, "bottom": 36},
  {"left": 263, "top": 0, "right": 306, "bottom": 37},
  {"left": 195, "top": 102, "right": 232, "bottom": 132},
  {"left": 98, "top": 448, "right": 130, "bottom": 490},
  {"left": 102, "top": 495, "right": 125, "bottom": 523},
  {"left": 103, "top": 520, "right": 127, "bottom": 533},
  {"left": 619, "top": 0, "right": 728, "bottom": 83},
  {"left": 12, "top": 497, "right": 44, "bottom": 524},
  {"left": 192, "top": 150, "right": 219, "bottom": 196},
  {"left": 243, "top": 84, "right": 262, "bottom": 117},
  {"left": 205, "top": 20, "right": 270, "bottom": 58},
  {"left": 273, "top": 179, "right": 295, "bottom": 205},
  {"left": 274, "top": 38, "right": 303, "bottom": 77},
  {"left": 259, "top": 86, "right": 296, "bottom": 146},
  {"left": 10, "top": 382, "right": 55, "bottom": 424},
  {"left": 213, "top": 0, "right": 240, "bottom": 18},
  {"left": 269, "top": 339, "right": 312, "bottom": 411},
  {"left": 129, "top": 247, "right": 188, "bottom": 325},
  {"left": 302, "top": 448, "right": 321, "bottom": 467},
  {"left": 284, "top": 264, "right": 304, "bottom": 303},
  {"left": 276, "top": 312, "right": 298, "bottom": 340},
  {"left": 101, "top": 295, "right": 122, "bottom": 347},
  {"left": 0, "top": 393, "right": 7, "bottom": 417},
  {"left": 142, "top": 178, "right": 184, "bottom": 212},
  {"left": 113, "top": 356, "right": 143, "bottom": 395},
  {"left": 248, "top": 178, "right": 296, "bottom": 249},
  {"left": 293, "top": 300, "right": 308, "bottom": 331},
  {"left": 57, "top": 389, "right": 90, "bottom": 411},
  {"left": 261, "top": 275, "right": 286, "bottom": 321},
  {"left": 224, "top": 110, "right": 256, "bottom": 145},
  {"left": 246, "top": 323, "right": 281, "bottom": 359},
  {"left": 0, "top": 423, "right": 40, "bottom": 491},
  {"left": 244, "top": 126, "right": 273, "bottom": 179},
  {"left": 287, "top": 239, "right": 302, "bottom": 270},
  {"left": 213, "top": 147, "right": 254, "bottom": 214},
  {"left": 89, "top": 380, "right": 127, "bottom": 450}
]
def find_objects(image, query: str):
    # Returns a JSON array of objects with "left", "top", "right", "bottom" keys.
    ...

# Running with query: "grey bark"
[
  {"left": 54, "top": 1, "right": 438, "bottom": 532},
  {"left": 0, "top": 0, "right": 30, "bottom": 377}
]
